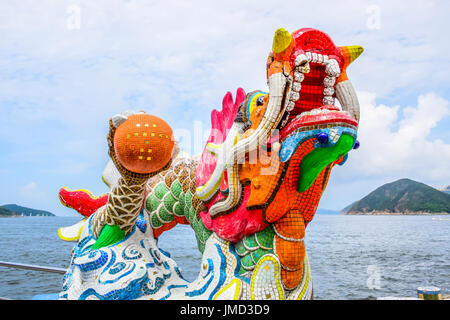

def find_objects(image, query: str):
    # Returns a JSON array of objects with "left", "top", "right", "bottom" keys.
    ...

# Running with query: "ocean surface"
[{"left": 0, "top": 215, "right": 448, "bottom": 300}]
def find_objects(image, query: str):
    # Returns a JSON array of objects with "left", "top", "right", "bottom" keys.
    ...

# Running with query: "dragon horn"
[
  {"left": 340, "top": 45, "right": 363, "bottom": 63},
  {"left": 272, "top": 28, "right": 294, "bottom": 61},
  {"left": 335, "top": 45, "right": 363, "bottom": 123},
  {"left": 337, "top": 45, "right": 363, "bottom": 83}
]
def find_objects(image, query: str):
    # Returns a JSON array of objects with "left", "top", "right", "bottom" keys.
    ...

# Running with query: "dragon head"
[
  {"left": 268, "top": 27, "right": 362, "bottom": 193},
  {"left": 196, "top": 27, "right": 362, "bottom": 242}
]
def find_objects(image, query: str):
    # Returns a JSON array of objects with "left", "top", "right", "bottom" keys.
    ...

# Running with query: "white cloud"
[
  {"left": 1, "top": 0, "right": 449, "bottom": 129},
  {"left": 0, "top": 1, "right": 449, "bottom": 212},
  {"left": 320, "top": 91, "right": 450, "bottom": 210},
  {"left": 20, "top": 182, "right": 46, "bottom": 201},
  {"left": 353, "top": 91, "right": 450, "bottom": 180}
]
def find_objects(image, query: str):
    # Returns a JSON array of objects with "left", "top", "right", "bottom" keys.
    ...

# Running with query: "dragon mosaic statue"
[{"left": 57, "top": 27, "right": 362, "bottom": 300}]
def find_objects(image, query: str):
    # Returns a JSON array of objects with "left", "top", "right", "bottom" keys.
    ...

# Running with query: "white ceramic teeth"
[
  {"left": 295, "top": 54, "right": 309, "bottom": 66},
  {"left": 280, "top": 117, "right": 289, "bottom": 128},
  {"left": 292, "top": 82, "right": 301, "bottom": 92},
  {"left": 296, "top": 64, "right": 310, "bottom": 74},
  {"left": 295, "top": 53, "right": 341, "bottom": 108},
  {"left": 303, "top": 52, "right": 331, "bottom": 65},
  {"left": 290, "top": 92, "right": 300, "bottom": 101},
  {"left": 325, "top": 59, "right": 340, "bottom": 77},
  {"left": 286, "top": 57, "right": 308, "bottom": 113},
  {"left": 316, "top": 53, "right": 323, "bottom": 64},
  {"left": 323, "top": 96, "right": 334, "bottom": 105},
  {"left": 322, "top": 59, "right": 339, "bottom": 106},
  {"left": 323, "top": 87, "right": 334, "bottom": 96},
  {"left": 324, "top": 76, "right": 336, "bottom": 87},
  {"left": 295, "top": 54, "right": 311, "bottom": 67},
  {"left": 292, "top": 53, "right": 342, "bottom": 109},
  {"left": 286, "top": 101, "right": 295, "bottom": 111},
  {"left": 294, "top": 71, "right": 304, "bottom": 82}
]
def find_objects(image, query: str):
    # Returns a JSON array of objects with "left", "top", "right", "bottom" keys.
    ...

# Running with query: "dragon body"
[{"left": 57, "top": 27, "right": 362, "bottom": 299}]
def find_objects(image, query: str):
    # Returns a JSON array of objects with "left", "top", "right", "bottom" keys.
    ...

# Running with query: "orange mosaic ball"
[{"left": 113, "top": 114, "right": 174, "bottom": 174}]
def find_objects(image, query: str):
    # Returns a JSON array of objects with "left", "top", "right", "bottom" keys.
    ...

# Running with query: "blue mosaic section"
[
  {"left": 208, "top": 244, "right": 227, "bottom": 300},
  {"left": 60, "top": 211, "right": 254, "bottom": 299},
  {"left": 59, "top": 213, "right": 189, "bottom": 300},
  {"left": 185, "top": 258, "right": 215, "bottom": 297},
  {"left": 228, "top": 242, "right": 251, "bottom": 285},
  {"left": 135, "top": 212, "right": 147, "bottom": 233},
  {"left": 280, "top": 126, "right": 357, "bottom": 162}
]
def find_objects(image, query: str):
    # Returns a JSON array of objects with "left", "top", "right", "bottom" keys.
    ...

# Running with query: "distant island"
[
  {"left": 342, "top": 178, "right": 450, "bottom": 215},
  {"left": 0, "top": 204, "right": 55, "bottom": 217}
]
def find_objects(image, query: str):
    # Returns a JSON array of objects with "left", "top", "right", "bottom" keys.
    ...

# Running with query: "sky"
[{"left": 0, "top": 0, "right": 449, "bottom": 216}]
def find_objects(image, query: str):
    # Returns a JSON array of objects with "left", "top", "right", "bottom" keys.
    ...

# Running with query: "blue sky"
[{"left": 0, "top": 0, "right": 449, "bottom": 216}]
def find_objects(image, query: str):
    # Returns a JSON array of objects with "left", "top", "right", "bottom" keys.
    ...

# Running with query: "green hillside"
[
  {"left": 0, "top": 206, "right": 18, "bottom": 217},
  {"left": 0, "top": 204, "right": 55, "bottom": 216},
  {"left": 343, "top": 179, "right": 450, "bottom": 214}
]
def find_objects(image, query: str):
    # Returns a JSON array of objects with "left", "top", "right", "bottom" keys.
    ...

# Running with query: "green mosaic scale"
[{"left": 143, "top": 157, "right": 276, "bottom": 274}]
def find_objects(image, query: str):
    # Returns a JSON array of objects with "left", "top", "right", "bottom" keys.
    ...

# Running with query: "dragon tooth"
[
  {"left": 323, "top": 87, "right": 334, "bottom": 96},
  {"left": 294, "top": 72, "right": 305, "bottom": 82},
  {"left": 325, "top": 59, "right": 340, "bottom": 77},
  {"left": 324, "top": 76, "right": 336, "bottom": 87},
  {"left": 290, "top": 92, "right": 300, "bottom": 101},
  {"left": 305, "top": 52, "right": 312, "bottom": 61},
  {"left": 323, "top": 96, "right": 334, "bottom": 106},
  {"left": 286, "top": 101, "right": 296, "bottom": 111},
  {"left": 292, "top": 82, "right": 301, "bottom": 92},
  {"left": 295, "top": 54, "right": 308, "bottom": 65},
  {"left": 316, "top": 53, "right": 323, "bottom": 64}
]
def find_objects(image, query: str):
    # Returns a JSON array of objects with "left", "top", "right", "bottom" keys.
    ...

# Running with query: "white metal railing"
[
  {"left": 0, "top": 260, "right": 67, "bottom": 300},
  {"left": 0, "top": 261, "right": 67, "bottom": 274}
]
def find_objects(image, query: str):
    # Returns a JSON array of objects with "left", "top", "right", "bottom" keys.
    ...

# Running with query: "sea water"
[{"left": 0, "top": 215, "right": 448, "bottom": 300}]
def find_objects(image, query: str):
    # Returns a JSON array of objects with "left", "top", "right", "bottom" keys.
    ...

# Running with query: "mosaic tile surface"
[{"left": 57, "top": 27, "right": 361, "bottom": 300}]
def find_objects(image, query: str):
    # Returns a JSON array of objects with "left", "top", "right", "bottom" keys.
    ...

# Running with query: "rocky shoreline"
[
  {"left": 342, "top": 211, "right": 449, "bottom": 215},
  {"left": 0, "top": 215, "right": 53, "bottom": 218}
]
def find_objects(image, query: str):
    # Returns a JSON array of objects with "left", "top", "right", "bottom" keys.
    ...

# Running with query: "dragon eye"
[{"left": 256, "top": 96, "right": 264, "bottom": 106}]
